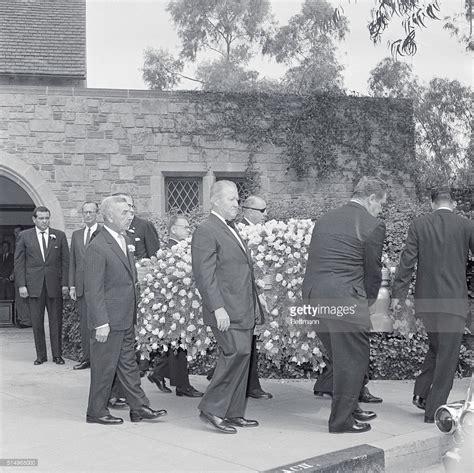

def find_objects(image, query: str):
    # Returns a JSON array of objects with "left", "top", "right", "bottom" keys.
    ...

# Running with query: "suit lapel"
[
  {"left": 30, "top": 228, "right": 45, "bottom": 261},
  {"left": 211, "top": 214, "right": 252, "bottom": 262},
  {"left": 102, "top": 229, "right": 133, "bottom": 277}
]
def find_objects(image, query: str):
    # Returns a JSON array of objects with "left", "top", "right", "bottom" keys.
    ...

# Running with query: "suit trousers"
[
  {"left": 15, "top": 281, "right": 31, "bottom": 326},
  {"left": 198, "top": 327, "right": 253, "bottom": 419},
  {"left": 0, "top": 279, "right": 14, "bottom": 300},
  {"left": 77, "top": 296, "right": 90, "bottom": 362},
  {"left": 153, "top": 349, "right": 190, "bottom": 388},
  {"left": 414, "top": 313, "right": 465, "bottom": 420},
  {"left": 316, "top": 319, "right": 370, "bottom": 432},
  {"left": 28, "top": 281, "right": 62, "bottom": 359},
  {"left": 87, "top": 326, "right": 149, "bottom": 418},
  {"left": 313, "top": 332, "right": 369, "bottom": 397}
]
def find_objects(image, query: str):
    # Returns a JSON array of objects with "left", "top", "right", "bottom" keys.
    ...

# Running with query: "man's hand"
[
  {"left": 19, "top": 286, "right": 28, "bottom": 298},
  {"left": 95, "top": 324, "right": 110, "bottom": 343},
  {"left": 214, "top": 307, "right": 230, "bottom": 332},
  {"left": 258, "top": 293, "right": 269, "bottom": 313},
  {"left": 62, "top": 286, "right": 69, "bottom": 298},
  {"left": 69, "top": 287, "right": 77, "bottom": 301}
]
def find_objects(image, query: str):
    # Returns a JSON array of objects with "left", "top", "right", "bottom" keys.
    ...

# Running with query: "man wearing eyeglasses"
[
  {"left": 69, "top": 202, "right": 101, "bottom": 370},
  {"left": 241, "top": 196, "right": 273, "bottom": 399}
]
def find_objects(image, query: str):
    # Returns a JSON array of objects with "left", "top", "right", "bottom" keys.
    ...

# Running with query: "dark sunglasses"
[{"left": 242, "top": 206, "right": 266, "bottom": 213}]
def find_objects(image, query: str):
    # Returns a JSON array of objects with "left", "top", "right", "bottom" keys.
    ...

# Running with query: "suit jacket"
[
  {"left": 14, "top": 227, "right": 69, "bottom": 298},
  {"left": 192, "top": 213, "right": 258, "bottom": 330},
  {"left": 302, "top": 202, "right": 386, "bottom": 328},
  {"left": 84, "top": 228, "right": 137, "bottom": 331},
  {"left": 392, "top": 209, "right": 474, "bottom": 318},
  {"left": 128, "top": 215, "right": 160, "bottom": 259},
  {"left": 69, "top": 225, "right": 102, "bottom": 297},
  {"left": 0, "top": 252, "right": 14, "bottom": 279}
]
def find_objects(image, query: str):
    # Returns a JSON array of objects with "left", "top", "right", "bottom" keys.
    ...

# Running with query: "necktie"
[
  {"left": 118, "top": 234, "right": 127, "bottom": 255},
  {"left": 225, "top": 220, "right": 245, "bottom": 249},
  {"left": 85, "top": 227, "right": 91, "bottom": 246},
  {"left": 41, "top": 232, "right": 47, "bottom": 261}
]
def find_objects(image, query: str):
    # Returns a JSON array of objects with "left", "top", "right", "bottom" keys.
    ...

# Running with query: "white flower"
[
  {"left": 49, "top": 234, "right": 56, "bottom": 240},
  {"left": 187, "top": 324, "right": 196, "bottom": 332},
  {"left": 275, "top": 273, "right": 283, "bottom": 282},
  {"left": 128, "top": 244, "right": 135, "bottom": 253},
  {"left": 269, "top": 321, "right": 279, "bottom": 329}
]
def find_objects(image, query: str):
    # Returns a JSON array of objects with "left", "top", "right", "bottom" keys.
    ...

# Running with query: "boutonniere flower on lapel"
[
  {"left": 128, "top": 228, "right": 135, "bottom": 234},
  {"left": 128, "top": 244, "right": 136, "bottom": 253},
  {"left": 49, "top": 234, "right": 56, "bottom": 240}
]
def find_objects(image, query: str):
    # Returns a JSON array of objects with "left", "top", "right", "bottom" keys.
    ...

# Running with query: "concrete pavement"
[{"left": 0, "top": 326, "right": 469, "bottom": 472}]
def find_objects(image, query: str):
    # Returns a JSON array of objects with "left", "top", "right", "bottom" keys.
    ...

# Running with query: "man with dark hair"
[
  {"left": 148, "top": 215, "right": 203, "bottom": 397},
  {"left": 14, "top": 206, "right": 69, "bottom": 365},
  {"left": 69, "top": 201, "right": 101, "bottom": 370},
  {"left": 84, "top": 196, "right": 166, "bottom": 425},
  {"left": 192, "top": 181, "right": 263, "bottom": 434},
  {"left": 392, "top": 186, "right": 474, "bottom": 423},
  {"left": 303, "top": 176, "right": 387, "bottom": 433},
  {"left": 0, "top": 241, "right": 14, "bottom": 300}
]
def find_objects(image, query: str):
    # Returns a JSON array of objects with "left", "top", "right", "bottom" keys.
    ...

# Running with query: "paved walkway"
[{"left": 0, "top": 327, "right": 469, "bottom": 472}]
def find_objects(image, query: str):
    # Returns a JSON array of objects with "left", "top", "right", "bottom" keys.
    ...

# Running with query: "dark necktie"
[
  {"left": 41, "top": 231, "right": 47, "bottom": 260},
  {"left": 85, "top": 227, "right": 91, "bottom": 246},
  {"left": 225, "top": 220, "right": 245, "bottom": 248}
]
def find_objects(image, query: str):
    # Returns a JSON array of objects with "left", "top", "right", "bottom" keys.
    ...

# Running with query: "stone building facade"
[{"left": 0, "top": 86, "right": 416, "bottom": 236}]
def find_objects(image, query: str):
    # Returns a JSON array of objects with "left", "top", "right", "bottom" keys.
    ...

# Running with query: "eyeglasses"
[{"left": 242, "top": 206, "right": 266, "bottom": 213}]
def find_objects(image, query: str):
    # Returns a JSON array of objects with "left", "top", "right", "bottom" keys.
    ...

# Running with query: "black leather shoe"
[
  {"left": 413, "top": 395, "right": 426, "bottom": 410},
  {"left": 359, "top": 386, "right": 383, "bottom": 403},
  {"left": 108, "top": 397, "right": 128, "bottom": 409},
  {"left": 176, "top": 386, "right": 204, "bottom": 397},
  {"left": 353, "top": 408, "right": 377, "bottom": 422},
  {"left": 148, "top": 373, "right": 172, "bottom": 393},
  {"left": 130, "top": 405, "right": 167, "bottom": 422},
  {"left": 86, "top": 414, "right": 123, "bottom": 425},
  {"left": 330, "top": 421, "right": 371, "bottom": 434},
  {"left": 34, "top": 358, "right": 47, "bottom": 365},
  {"left": 226, "top": 417, "right": 259, "bottom": 427},
  {"left": 247, "top": 388, "right": 273, "bottom": 399},
  {"left": 314, "top": 391, "right": 331, "bottom": 398},
  {"left": 424, "top": 417, "right": 434, "bottom": 424},
  {"left": 73, "top": 360, "right": 90, "bottom": 370},
  {"left": 199, "top": 411, "right": 237, "bottom": 434},
  {"left": 53, "top": 356, "right": 65, "bottom": 365}
]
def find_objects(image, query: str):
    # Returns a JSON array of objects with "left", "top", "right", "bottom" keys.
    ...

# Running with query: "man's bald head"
[{"left": 242, "top": 195, "right": 267, "bottom": 225}]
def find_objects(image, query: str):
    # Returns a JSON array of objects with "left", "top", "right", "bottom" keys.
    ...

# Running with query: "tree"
[
  {"left": 333, "top": 0, "right": 473, "bottom": 56},
  {"left": 264, "top": 0, "right": 348, "bottom": 94},
  {"left": 368, "top": 58, "right": 472, "bottom": 187},
  {"left": 142, "top": 47, "right": 203, "bottom": 90},
  {"left": 167, "top": 0, "right": 273, "bottom": 64}
]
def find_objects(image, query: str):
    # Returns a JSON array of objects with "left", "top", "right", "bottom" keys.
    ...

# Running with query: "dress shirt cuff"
[{"left": 95, "top": 323, "right": 109, "bottom": 330}]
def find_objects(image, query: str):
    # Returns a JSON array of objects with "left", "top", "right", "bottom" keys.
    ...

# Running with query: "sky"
[{"left": 86, "top": 0, "right": 472, "bottom": 94}]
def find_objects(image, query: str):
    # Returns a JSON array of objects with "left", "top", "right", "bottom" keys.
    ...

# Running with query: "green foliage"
[
  {"left": 142, "top": 47, "right": 186, "bottom": 91},
  {"left": 368, "top": 59, "right": 472, "bottom": 189},
  {"left": 264, "top": 0, "right": 347, "bottom": 94},
  {"left": 62, "top": 297, "right": 81, "bottom": 362},
  {"left": 167, "top": 0, "right": 272, "bottom": 64}
]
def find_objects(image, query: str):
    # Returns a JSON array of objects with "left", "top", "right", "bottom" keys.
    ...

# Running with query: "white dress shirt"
[
  {"left": 83, "top": 223, "right": 98, "bottom": 245},
  {"left": 211, "top": 210, "right": 246, "bottom": 251},
  {"left": 104, "top": 225, "right": 127, "bottom": 254},
  {"left": 35, "top": 227, "right": 49, "bottom": 261}
]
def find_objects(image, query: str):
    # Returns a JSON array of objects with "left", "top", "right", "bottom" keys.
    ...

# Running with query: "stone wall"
[{"left": 0, "top": 86, "right": 416, "bottom": 235}]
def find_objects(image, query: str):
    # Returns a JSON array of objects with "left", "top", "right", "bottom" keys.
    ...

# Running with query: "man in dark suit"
[
  {"left": 0, "top": 241, "right": 15, "bottom": 300},
  {"left": 302, "top": 177, "right": 387, "bottom": 433},
  {"left": 14, "top": 206, "right": 69, "bottom": 365},
  {"left": 13, "top": 226, "right": 32, "bottom": 328},
  {"left": 107, "top": 192, "right": 161, "bottom": 407},
  {"left": 84, "top": 195, "right": 167, "bottom": 425},
  {"left": 392, "top": 187, "right": 474, "bottom": 423},
  {"left": 192, "top": 181, "right": 263, "bottom": 434},
  {"left": 148, "top": 215, "right": 203, "bottom": 397},
  {"left": 113, "top": 193, "right": 160, "bottom": 260},
  {"left": 69, "top": 201, "right": 101, "bottom": 370}
]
